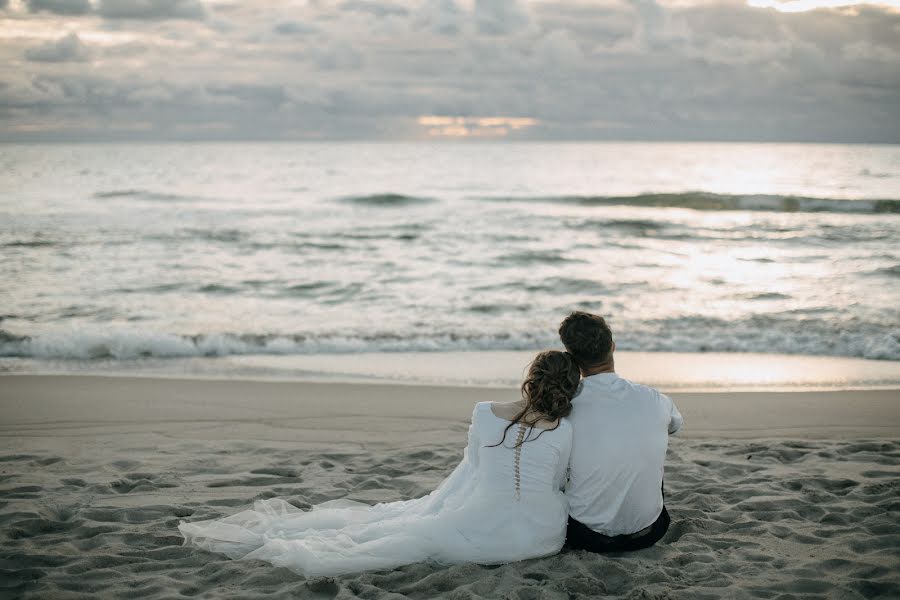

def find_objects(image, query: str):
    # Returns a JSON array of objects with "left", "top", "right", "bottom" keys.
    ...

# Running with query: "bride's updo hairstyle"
[{"left": 488, "top": 350, "right": 581, "bottom": 448}]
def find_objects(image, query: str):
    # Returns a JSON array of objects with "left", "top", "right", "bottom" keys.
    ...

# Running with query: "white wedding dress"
[{"left": 179, "top": 402, "right": 573, "bottom": 577}]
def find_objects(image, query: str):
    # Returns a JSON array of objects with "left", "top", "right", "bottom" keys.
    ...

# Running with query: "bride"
[{"left": 178, "top": 350, "right": 581, "bottom": 576}]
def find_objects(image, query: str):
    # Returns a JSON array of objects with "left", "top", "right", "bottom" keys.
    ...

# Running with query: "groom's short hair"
[{"left": 558, "top": 311, "right": 613, "bottom": 368}]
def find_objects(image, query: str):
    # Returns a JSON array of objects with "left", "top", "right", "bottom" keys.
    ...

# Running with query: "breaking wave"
[
  {"left": 93, "top": 189, "right": 205, "bottom": 203},
  {"left": 2, "top": 318, "right": 897, "bottom": 361},
  {"left": 481, "top": 192, "right": 900, "bottom": 213},
  {"left": 338, "top": 193, "right": 435, "bottom": 207}
]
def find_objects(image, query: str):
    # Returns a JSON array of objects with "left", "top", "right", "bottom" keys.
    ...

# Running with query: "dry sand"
[{"left": 1, "top": 375, "right": 899, "bottom": 599}]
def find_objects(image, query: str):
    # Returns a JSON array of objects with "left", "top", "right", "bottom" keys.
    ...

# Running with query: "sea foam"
[{"left": 2, "top": 321, "right": 898, "bottom": 361}]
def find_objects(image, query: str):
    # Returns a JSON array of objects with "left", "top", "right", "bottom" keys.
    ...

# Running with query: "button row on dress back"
[{"left": 513, "top": 422, "right": 527, "bottom": 500}]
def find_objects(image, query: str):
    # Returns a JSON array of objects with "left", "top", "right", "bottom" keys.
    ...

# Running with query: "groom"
[{"left": 559, "top": 311, "right": 683, "bottom": 552}]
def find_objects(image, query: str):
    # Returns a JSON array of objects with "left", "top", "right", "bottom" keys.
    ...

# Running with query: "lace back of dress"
[{"left": 513, "top": 422, "right": 527, "bottom": 499}]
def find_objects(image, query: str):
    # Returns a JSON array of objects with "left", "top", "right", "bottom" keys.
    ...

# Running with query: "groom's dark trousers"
[
  {"left": 564, "top": 507, "right": 669, "bottom": 553},
  {"left": 564, "top": 484, "right": 670, "bottom": 553}
]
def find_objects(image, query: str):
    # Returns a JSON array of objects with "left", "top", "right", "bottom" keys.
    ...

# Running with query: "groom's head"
[{"left": 558, "top": 311, "right": 614, "bottom": 371}]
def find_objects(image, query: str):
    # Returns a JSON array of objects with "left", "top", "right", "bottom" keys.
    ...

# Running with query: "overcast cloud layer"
[{"left": 1, "top": 0, "right": 898, "bottom": 142}]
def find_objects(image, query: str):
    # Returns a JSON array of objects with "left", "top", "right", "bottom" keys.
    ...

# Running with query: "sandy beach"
[{"left": 0, "top": 374, "right": 897, "bottom": 599}]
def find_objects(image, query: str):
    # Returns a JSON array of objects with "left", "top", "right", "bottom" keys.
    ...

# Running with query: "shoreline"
[
  {"left": 3, "top": 350, "right": 900, "bottom": 393},
  {"left": 2, "top": 374, "right": 899, "bottom": 440}
]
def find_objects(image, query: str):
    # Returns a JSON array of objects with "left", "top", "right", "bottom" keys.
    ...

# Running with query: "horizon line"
[{"left": 1, "top": 138, "right": 899, "bottom": 146}]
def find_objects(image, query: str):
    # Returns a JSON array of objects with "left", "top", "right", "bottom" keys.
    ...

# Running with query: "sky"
[{"left": 1, "top": 0, "right": 898, "bottom": 142}]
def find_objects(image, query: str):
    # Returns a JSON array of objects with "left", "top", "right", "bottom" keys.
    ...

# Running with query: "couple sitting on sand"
[{"left": 179, "top": 311, "right": 683, "bottom": 576}]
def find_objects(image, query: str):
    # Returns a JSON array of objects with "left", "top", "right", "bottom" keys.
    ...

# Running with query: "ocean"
[{"left": 1, "top": 141, "right": 899, "bottom": 378}]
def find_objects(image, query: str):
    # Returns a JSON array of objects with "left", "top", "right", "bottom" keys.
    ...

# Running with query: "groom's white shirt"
[{"left": 565, "top": 372, "right": 683, "bottom": 536}]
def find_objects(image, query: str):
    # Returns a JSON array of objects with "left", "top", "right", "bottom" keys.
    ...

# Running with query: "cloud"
[
  {"left": 415, "top": 0, "right": 464, "bottom": 35},
  {"left": 24, "top": 32, "right": 91, "bottom": 62},
  {"left": 97, "top": 0, "right": 205, "bottom": 20},
  {"left": 25, "top": 0, "right": 92, "bottom": 15},
  {"left": 338, "top": 1, "right": 408, "bottom": 18},
  {"left": 626, "top": 0, "right": 665, "bottom": 46},
  {"left": 1, "top": 0, "right": 899, "bottom": 142},
  {"left": 536, "top": 29, "right": 585, "bottom": 66},
  {"left": 272, "top": 20, "right": 318, "bottom": 36},
  {"left": 747, "top": 0, "right": 900, "bottom": 12},
  {"left": 474, "top": 0, "right": 531, "bottom": 35},
  {"left": 204, "top": 83, "right": 288, "bottom": 110},
  {"left": 313, "top": 40, "right": 365, "bottom": 70},
  {"left": 533, "top": 2, "right": 632, "bottom": 47}
]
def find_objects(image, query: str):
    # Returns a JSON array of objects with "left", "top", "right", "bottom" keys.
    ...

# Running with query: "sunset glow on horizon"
[{"left": 418, "top": 116, "right": 539, "bottom": 138}]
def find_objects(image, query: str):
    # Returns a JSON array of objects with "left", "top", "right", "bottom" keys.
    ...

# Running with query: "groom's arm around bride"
[{"left": 558, "top": 311, "right": 683, "bottom": 553}]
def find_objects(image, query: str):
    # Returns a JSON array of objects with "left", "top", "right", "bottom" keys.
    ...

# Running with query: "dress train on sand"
[{"left": 179, "top": 402, "right": 573, "bottom": 577}]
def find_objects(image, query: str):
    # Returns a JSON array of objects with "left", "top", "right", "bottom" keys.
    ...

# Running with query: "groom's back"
[{"left": 566, "top": 373, "right": 680, "bottom": 536}]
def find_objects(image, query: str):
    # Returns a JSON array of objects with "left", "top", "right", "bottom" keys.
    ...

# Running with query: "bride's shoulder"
[
  {"left": 471, "top": 401, "right": 493, "bottom": 419},
  {"left": 473, "top": 400, "right": 516, "bottom": 414}
]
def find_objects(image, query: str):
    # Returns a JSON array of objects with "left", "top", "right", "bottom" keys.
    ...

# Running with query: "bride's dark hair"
[{"left": 487, "top": 350, "right": 581, "bottom": 448}]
